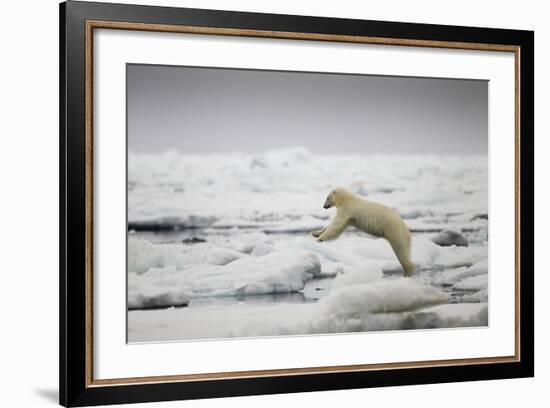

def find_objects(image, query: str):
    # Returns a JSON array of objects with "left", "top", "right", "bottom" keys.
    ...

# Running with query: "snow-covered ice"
[
  {"left": 435, "top": 259, "right": 489, "bottom": 286},
  {"left": 129, "top": 239, "right": 321, "bottom": 307},
  {"left": 127, "top": 149, "right": 489, "bottom": 341},
  {"left": 128, "top": 148, "right": 488, "bottom": 233}
]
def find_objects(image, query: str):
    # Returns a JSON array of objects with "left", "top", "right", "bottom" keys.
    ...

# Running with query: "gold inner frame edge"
[{"left": 84, "top": 19, "right": 522, "bottom": 388}]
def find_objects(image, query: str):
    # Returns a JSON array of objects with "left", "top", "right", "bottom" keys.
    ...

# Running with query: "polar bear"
[{"left": 312, "top": 187, "right": 415, "bottom": 276}]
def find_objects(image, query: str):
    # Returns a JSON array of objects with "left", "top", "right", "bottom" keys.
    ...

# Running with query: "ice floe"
[
  {"left": 453, "top": 274, "right": 488, "bottom": 291},
  {"left": 431, "top": 229, "right": 469, "bottom": 247},
  {"left": 435, "top": 259, "right": 488, "bottom": 286},
  {"left": 128, "top": 240, "right": 322, "bottom": 308}
]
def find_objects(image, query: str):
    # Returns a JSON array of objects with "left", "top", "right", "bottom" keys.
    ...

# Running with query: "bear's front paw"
[{"left": 316, "top": 237, "right": 324, "bottom": 242}]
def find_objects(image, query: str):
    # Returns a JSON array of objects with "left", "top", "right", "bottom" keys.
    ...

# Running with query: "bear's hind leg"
[{"left": 388, "top": 237, "right": 415, "bottom": 277}]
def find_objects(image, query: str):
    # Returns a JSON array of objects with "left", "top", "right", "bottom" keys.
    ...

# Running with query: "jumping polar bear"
[{"left": 312, "top": 187, "right": 415, "bottom": 276}]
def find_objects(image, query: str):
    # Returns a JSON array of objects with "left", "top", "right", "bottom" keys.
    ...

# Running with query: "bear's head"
[{"left": 323, "top": 187, "right": 354, "bottom": 209}]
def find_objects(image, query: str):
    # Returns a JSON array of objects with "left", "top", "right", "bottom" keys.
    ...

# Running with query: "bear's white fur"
[{"left": 312, "top": 187, "right": 415, "bottom": 276}]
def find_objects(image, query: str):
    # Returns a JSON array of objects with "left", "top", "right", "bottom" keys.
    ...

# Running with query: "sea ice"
[
  {"left": 126, "top": 149, "right": 489, "bottom": 340},
  {"left": 319, "top": 279, "right": 448, "bottom": 316},
  {"left": 330, "top": 260, "right": 385, "bottom": 290},
  {"left": 462, "top": 289, "right": 489, "bottom": 303},
  {"left": 128, "top": 279, "right": 489, "bottom": 341},
  {"left": 128, "top": 149, "right": 488, "bottom": 234},
  {"left": 435, "top": 259, "right": 488, "bottom": 285},
  {"left": 251, "top": 242, "right": 276, "bottom": 256},
  {"left": 128, "top": 248, "right": 322, "bottom": 307},
  {"left": 128, "top": 265, "right": 190, "bottom": 309},
  {"left": 431, "top": 229, "right": 469, "bottom": 247},
  {"left": 205, "top": 247, "right": 243, "bottom": 265},
  {"left": 453, "top": 273, "right": 488, "bottom": 291},
  {"left": 408, "top": 303, "right": 489, "bottom": 327}
]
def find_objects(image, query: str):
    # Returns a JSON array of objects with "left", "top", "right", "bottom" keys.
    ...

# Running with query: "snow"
[
  {"left": 128, "top": 291, "right": 486, "bottom": 342},
  {"left": 411, "top": 303, "right": 489, "bottom": 328},
  {"left": 251, "top": 242, "right": 276, "bottom": 256},
  {"left": 205, "top": 247, "right": 243, "bottom": 265},
  {"left": 128, "top": 238, "right": 191, "bottom": 274},
  {"left": 128, "top": 149, "right": 488, "bottom": 233},
  {"left": 453, "top": 274, "right": 488, "bottom": 291},
  {"left": 128, "top": 266, "right": 190, "bottom": 310},
  {"left": 435, "top": 259, "right": 488, "bottom": 286},
  {"left": 128, "top": 244, "right": 322, "bottom": 308},
  {"left": 330, "top": 260, "right": 384, "bottom": 290},
  {"left": 317, "top": 279, "right": 447, "bottom": 317},
  {"left": 462, "top": 290, "right": 489, "bottom": 303},
  {"left": 224, "top": 231, "right": 272, "bottom": 253}
]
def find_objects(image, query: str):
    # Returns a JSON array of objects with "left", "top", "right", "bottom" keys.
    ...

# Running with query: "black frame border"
[{"left": 60, "top": 1, "right": 534, "bottom": 406}]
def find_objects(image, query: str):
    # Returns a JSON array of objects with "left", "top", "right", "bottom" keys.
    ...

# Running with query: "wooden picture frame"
[{"left": 60, "top": 1, "right": 534, "bottom": 406}]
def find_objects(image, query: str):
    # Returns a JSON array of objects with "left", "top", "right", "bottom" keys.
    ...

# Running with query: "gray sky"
[{"left": 127, "top": 64, "right": 487, "bottom": 154}]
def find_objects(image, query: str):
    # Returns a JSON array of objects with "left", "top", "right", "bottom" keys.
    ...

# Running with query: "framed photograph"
[{"left": 60, "top": 1, "right": 534, "bottom": 406}]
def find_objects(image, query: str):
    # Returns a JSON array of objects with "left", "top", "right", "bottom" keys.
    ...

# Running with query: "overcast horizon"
[{"left": 127, "top": 64, "right": 488, "bottom": 155}]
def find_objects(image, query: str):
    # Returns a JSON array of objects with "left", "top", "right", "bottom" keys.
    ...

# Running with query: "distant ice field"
[{"left": 127, "top": 148, "right": 488, "bottom": 342}]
